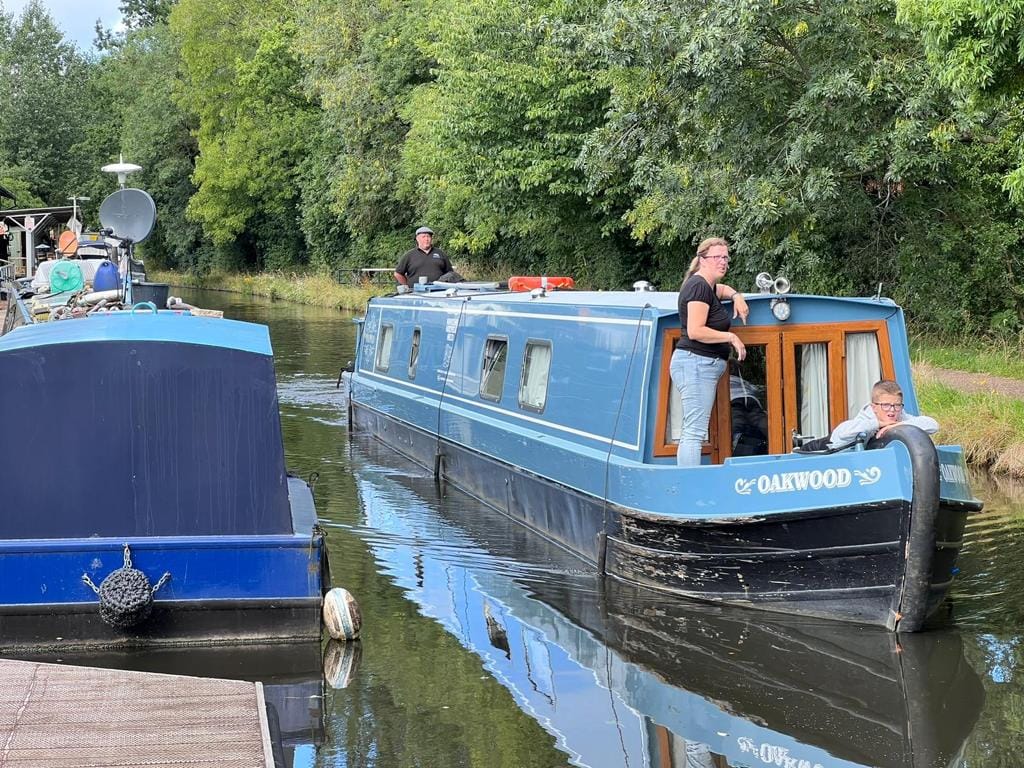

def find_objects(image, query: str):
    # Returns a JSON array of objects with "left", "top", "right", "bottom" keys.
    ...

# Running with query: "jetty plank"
[{"left": 0, "top": 658, "right": 273, "bottom": 767}]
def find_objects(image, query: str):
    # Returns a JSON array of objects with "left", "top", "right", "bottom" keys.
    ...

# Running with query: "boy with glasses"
[{"left": 827, "top": 379, "right": 938, "bottom": 450}]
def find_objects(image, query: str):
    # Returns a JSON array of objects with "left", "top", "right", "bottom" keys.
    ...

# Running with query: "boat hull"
[
  {"left": 0, "top": 598, "right": 323, "bottom": 652},
  {"left": 352, "top": 401, "right": 968, "bottom": 630}
]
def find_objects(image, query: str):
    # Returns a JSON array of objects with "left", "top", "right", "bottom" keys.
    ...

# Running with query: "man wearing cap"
[{"left": 394, "top": 226, "right": 453, "bottom": 287}]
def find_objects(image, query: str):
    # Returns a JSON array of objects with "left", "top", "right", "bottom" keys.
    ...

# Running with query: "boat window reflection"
[
  {"left": 796, "top": 342, "right": 829, "bottom": 438},
  {"left": 408, "top": 327, "right": 421, "bottom": 379},
  {"left": 375, "top": 323, "right": 394, "bottom": 372},
  {"left": 519, "top": 340, "right": 551, "bottom": 412},
  {"left": 480, "top": 336, "right": 508, "bottom": 401},
  {"left": 845, "top": 332, "right": 881, "bottom": 418}
]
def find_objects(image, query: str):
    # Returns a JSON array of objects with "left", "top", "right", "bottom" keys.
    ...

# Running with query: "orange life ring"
[{"left": 508, "top": 276, "right": 575, "bottom": 292}]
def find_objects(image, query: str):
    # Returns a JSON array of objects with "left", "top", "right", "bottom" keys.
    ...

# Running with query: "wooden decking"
[{"left": 0, "top": 658, "right": 275, "bottom": 767}]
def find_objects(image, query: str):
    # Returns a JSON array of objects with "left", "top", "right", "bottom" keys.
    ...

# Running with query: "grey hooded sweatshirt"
[{"left": 826, "top": 403, "right": 939, "bottom": 450}]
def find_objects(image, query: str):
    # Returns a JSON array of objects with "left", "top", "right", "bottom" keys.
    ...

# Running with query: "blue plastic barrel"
[{"left": 93, "top": 260, "right": 120, "bottom": 291}]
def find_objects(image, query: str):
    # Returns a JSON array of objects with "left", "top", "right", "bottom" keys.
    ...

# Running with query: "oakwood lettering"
[
  {"left": 734, "top": 466, "right": 881, "bottom": 495},
  {"left": 737, "top": 737, "right": 823, "bottom": 768},
  {"left": 757, "top": 468, "right": 851, "bottom": 493}
]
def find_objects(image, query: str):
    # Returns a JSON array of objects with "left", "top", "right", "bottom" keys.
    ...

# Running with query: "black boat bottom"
[
  {"left": 353, "top": 402, "right": 968, "bottom": 630},
  {"left": 0, "top": 598, "right": 323, "bottom": 653}
]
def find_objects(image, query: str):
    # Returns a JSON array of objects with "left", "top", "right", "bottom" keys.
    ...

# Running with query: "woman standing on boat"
[{"left": 670, "top": 237, "right": 748, "bottom": 466}]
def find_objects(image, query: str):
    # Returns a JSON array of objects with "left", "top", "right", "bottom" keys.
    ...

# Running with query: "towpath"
[{"left": 915, "top": 363, "right": 1024, "bottom": 400}]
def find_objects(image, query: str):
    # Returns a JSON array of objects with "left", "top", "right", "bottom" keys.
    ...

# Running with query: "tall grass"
[
  {"left": 149, "top": 269, "right": 383, "bottom": 312},
  {"left": 915, "top": 374, "right": 1024, "bottom": 477}
]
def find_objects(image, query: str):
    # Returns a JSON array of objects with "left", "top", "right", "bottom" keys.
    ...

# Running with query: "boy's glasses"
[
  {"left": 873, "top": 402, "right": 903, "bottom": 413},
  {"left": 702, "top": 255, "right": 730, "bottom": 263}
]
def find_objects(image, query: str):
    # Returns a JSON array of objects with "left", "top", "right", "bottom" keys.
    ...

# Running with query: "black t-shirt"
[
  {"left": 676, "top": 274, "right": 731, "bottom": 359},
  {"left": 395, "top": 247, "right": 452, "bottom": 285}
]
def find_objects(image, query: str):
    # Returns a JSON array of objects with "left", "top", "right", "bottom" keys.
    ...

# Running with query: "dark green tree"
[{"left": 0, "top": 0, "right": 91, "bottom": 205}]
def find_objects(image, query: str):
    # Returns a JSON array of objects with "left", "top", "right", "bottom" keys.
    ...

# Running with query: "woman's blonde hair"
[{"left": 685, "top": 237, "right": 729, "bottom": 278}]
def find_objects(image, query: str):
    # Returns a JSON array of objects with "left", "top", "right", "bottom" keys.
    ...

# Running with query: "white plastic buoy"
[
  {"left": 323, "top": 639, "right": 362, "bottom": 689},
  {"left": 322, "top": 587, "right": 362, "bottom": 640}
]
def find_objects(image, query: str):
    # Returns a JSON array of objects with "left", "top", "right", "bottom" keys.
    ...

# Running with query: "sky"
[{"left": 2, "top": 0, "right": 124, "bottom": 50}]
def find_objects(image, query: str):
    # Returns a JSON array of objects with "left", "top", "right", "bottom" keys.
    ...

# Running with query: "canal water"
[{"left": 67, "top": 290, "right": 1024, "bottom": 767}]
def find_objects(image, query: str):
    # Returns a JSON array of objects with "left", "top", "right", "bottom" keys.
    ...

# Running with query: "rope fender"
[{"left": 82, "top": 543, "right": 171, "bottom": 629}]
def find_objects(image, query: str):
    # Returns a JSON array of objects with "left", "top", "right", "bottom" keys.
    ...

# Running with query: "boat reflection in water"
[
  {"left": 8, "top": 642, "right": 327, "bottom": 767},
  {"left": 348, "top": 436, "right": 983, "bottom": 768}
]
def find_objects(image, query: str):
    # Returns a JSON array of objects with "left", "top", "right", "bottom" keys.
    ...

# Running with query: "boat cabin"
[{"left": 358, "top": 287, "right": 912, "bottom": 468}]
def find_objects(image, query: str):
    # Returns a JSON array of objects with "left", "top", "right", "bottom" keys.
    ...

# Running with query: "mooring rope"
[{"left": 599, "top": 302, "right": 650, "bottom": 574}]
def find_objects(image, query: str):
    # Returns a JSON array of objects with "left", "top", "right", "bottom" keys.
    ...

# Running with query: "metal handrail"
[{"left": 0, "top": 259, "right": 10, "bottom": 283}]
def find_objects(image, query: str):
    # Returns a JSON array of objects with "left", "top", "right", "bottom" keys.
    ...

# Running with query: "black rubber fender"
[{"left": 869, "top": 424, "right": 940, "bottom": 631}]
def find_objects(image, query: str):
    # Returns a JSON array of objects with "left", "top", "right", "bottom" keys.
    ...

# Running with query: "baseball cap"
[{"left": 415, "top": 226, "right": 434, "bottom": 236}]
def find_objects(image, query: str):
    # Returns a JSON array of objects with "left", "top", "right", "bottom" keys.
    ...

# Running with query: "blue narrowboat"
[
  {"left": 0, "top": 180, "right": 329, "bottom": 650},
  {"left": 347, "top": 279, "right": 982, "bottom": 631}
]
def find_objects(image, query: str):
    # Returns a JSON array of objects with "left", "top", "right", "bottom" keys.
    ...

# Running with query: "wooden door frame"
[{"left": 653, "top": 320, "right": 895, "bottom": 462}]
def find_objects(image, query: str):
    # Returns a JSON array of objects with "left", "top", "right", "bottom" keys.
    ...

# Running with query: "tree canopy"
[{"left": 1, "top": 0, "right": 1023, "bottom": 335}]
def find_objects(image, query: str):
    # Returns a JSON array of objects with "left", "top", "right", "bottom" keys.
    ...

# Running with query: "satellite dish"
[{"left": 99, "top": 188, "right": 157, "bottom": 244}]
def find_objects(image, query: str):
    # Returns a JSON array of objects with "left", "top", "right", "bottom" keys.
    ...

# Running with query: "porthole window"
[
  {"left": 408, "top": 327, "right": 421, "bottom": 379},
  {"left": 480, "top": 337, "right": 508, "bottom": 401},
  {"left": 375, "top": 324, "right": 394, "bottom": 372},
  {"left": 519, "top": 340, "right": 551, "bottom": 412}
]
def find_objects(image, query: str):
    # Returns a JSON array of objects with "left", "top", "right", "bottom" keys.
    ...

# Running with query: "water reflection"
[{"left": 343, "top": 435, "right": 983, "bottom": 768}]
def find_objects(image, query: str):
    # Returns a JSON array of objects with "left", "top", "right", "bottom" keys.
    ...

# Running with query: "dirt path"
[{"left": 914, "top": 363, "right": 1024, "bottom": 400}]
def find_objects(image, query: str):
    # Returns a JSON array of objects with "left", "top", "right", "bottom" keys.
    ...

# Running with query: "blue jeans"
[{"left": 669, "top": 349, "right": 726, "bottom": 467}]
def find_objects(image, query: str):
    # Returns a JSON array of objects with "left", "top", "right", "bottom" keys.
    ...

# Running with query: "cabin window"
[
  {"left": 480, "top": 337, "right": 508, "bottom": 401},
  {"left": 845, "top": 332, "right": 881, "bottom": 418},
  {"left": 375, "top": 323, "right": 394, "bottom": 372},
  {"left": 795, "top": 342, "right": 830, "bottom": 440},
  {"left": 730, "top": 346, "right": 770, "bottom": 456},
  {"left": 408, "top": 327, "right": 421, "bottom": 379},
  {"left": 519, "top": 340, "right": 551, "bottom": 412}
]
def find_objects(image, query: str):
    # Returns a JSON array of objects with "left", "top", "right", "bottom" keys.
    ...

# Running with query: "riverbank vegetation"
[
  {"left": 4, "top": 0, "right": 1024, "bottom": 340},
  {"left": 151, "top": 270, "right": 380, "bottom": 311},
  {"left": 916, "top": 379, "right": 1024, "bottom": 478}
]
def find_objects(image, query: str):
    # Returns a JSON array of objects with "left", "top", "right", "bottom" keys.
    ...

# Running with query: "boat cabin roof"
[{"left": 379, "top": 286, "right": 899, "bottom": 318}]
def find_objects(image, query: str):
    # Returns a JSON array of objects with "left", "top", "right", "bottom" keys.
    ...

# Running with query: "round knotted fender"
[{"left": 82, "top": 544, "right": 171, "bottom": 629}]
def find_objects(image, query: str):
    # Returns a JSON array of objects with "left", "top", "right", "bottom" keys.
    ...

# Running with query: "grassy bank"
[
  {"left": 914, "top": 373, "right": 1024, "bottom": 478},
  {"left": 149, "top": 269, "right": 383, "bottom": 311}
]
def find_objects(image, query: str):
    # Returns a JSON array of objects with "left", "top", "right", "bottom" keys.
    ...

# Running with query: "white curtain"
[
  {"left": 376, "top": 325, "right": 393, "bottom": 370},
  {"left": 520, "top": 343, "right": 551, "bottom": 409},
  {"left": 799, "top": 343, "right": 829, "bottom": 437},
  {"left": 846, "top": 332, "right": 881, "bottom": 417}
]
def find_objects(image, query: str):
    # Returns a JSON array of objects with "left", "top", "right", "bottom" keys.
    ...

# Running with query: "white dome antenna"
[{"left": 101, "top": 154, "right": 143, "bottom": 188}]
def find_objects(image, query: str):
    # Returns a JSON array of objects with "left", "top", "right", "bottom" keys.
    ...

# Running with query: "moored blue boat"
[
  {"left": 347, "top": 279, "right": 983, "bottom": 631},
  {"left": 0, "top": 177, "right": 329, "bottom": 650}
]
